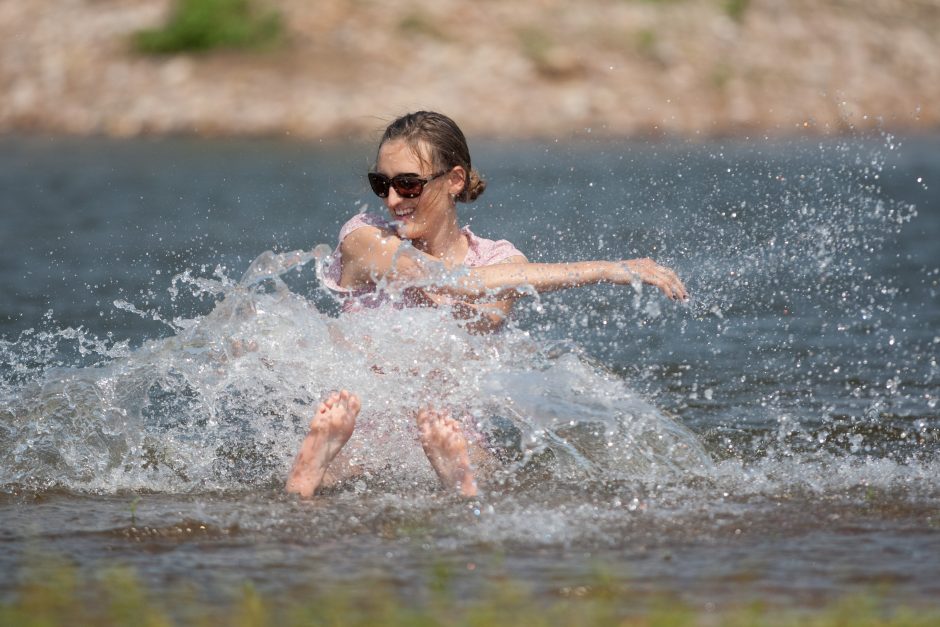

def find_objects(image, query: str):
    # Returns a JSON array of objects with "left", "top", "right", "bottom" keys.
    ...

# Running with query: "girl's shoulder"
[
  {"left": 322, "top": 212, "right": 392, "bottom": 295},
  {"left": 462, "top": 226, "right": 527, "bottom": 267},
  {"left": 337, "top": 211, "right": 394, "bottom": 241}
]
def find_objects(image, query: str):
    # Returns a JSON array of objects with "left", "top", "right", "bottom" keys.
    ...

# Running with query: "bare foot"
[
  {"left": 286, "top": 390, "right": 359, "bottom": 498},
  {"left": 416, "top": 408, "right": 479, "bottom": 497}
]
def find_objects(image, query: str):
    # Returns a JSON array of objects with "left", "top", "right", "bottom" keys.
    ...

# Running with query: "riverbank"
[
  {"left": 4, "top": 559, "right": 939, "bottom": 627},
  {"left": 2, "top": 0, "right": 939, "bottom": 140}
]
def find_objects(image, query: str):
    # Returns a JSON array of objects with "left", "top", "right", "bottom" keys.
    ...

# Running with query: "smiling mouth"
[{"left": 393, "top": 206, "right": 415, "bottom": 218}]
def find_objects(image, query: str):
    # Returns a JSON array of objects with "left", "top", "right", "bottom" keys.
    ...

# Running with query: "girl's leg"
[{"left": 286, "top": 390, "right": 359, "bottom": 498}]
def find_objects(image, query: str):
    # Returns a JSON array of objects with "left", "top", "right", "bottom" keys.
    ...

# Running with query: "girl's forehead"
[{"left": 377, "top": 139, "right": 431, "bottom": 173}]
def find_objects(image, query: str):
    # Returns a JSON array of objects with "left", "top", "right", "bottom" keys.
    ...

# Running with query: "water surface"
[{"left": 1, "top": 132, "right": 938, "bottom": 610}]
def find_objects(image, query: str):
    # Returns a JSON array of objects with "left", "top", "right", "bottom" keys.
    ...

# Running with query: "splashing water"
[
  {"left": 1, "top": 133, "right": 938, "bottom": 507},
  {"left": 0, "top": 243, "right": 712, "bottom": 494},
  {"left": 2, "top": 134, "right": 939, "bottom": 609}
]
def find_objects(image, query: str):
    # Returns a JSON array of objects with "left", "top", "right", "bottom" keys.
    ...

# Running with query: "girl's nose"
[{"left": 385, "top": 186, "right": 404, "bottom": 208}]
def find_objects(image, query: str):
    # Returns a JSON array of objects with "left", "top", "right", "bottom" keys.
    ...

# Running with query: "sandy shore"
[{"left": 2, "top": 0, "right": 939, "bottom": 139}]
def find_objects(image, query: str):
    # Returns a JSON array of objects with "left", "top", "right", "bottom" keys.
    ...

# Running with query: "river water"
[{"left": 1, "top": 132, "right": 938, "bottom": 611}]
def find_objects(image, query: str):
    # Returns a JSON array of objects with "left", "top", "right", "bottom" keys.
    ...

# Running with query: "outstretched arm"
[
  {"left": 457, "top": 258, "right": 687, "bottom": 302},
  {"left": 338, "top": 225, "right": 687, "bottom": 306}
]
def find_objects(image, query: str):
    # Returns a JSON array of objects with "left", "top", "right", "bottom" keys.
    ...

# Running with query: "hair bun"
[{"left": 459, "top": 168, "right": 487, "bottom": 203}]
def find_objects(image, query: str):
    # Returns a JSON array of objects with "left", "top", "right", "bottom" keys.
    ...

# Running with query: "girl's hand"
[{"left": 609, "top": 258, "right": 688, "bottom": 301}]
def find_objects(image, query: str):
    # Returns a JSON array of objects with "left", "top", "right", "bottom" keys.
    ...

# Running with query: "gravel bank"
[{"left": 2, "top": 0, "right": 938, "bottom": 139}]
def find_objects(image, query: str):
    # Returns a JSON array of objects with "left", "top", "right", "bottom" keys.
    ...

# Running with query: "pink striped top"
[{"left": 321, "top": 212, "right": 526, "bottom": 312}]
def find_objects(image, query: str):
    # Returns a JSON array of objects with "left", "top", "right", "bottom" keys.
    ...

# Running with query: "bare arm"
[
  {"left": 453, "top": 257, "right": 687, "bottom": 302},
  {"left": 338, "top": 225, "right": 429, "bottom": 289},
  {"left": 337, "top": 225, "right": 687, "bottom": 312}
]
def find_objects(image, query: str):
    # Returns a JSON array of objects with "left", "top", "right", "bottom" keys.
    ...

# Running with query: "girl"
[{"left": 286, "top": 111, "right": 687, "bottom": 498}]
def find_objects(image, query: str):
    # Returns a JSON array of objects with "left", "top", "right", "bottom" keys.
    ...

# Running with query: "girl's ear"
[{"left": 447, "top": 166, "right": 467, "bottom": 197}]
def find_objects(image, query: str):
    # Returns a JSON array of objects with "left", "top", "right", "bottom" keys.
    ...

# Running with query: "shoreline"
[
  {"left": 2, "top": 123, "right": 934, "bottom": 146},
  {"left": 2, "top": 0, "right": 939, "bottom": 141}
]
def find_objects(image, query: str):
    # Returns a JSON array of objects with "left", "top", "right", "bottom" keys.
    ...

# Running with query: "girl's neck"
[{"left": 413, "top": 213, "right": 467, "bottom": 266}]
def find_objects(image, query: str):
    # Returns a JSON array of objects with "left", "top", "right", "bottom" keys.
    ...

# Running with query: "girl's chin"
[{"left": 393, "top": 218, "right": 420, "bottom": 239}]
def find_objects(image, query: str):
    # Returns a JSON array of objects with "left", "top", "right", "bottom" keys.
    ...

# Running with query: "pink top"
[{"left": 322, "top": 212, "right": 526, "bottom": 312}]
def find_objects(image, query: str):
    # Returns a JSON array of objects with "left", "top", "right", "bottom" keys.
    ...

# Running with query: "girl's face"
[{"left": 375, "top": 139, "right": 463, "bottom": 241}]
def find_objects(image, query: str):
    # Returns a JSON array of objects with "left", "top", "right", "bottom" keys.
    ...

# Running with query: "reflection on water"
[{"left": 0, "top": 133, "right": 938, "bottom": 609}]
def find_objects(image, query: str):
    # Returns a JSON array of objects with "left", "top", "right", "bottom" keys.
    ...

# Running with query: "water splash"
[
  {"left": 0, "top": 246, "right": 711, "bottom": 494},
  {"left": 0, "top": 134, "right": 936, "bottom": 513}
]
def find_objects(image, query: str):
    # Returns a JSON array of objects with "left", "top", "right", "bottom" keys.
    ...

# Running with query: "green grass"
[
  {"left": 397, "top": 12, "right": 449, "bottom": 41},
  {"left": 2, "top": 560, "right": 939, "bottom": 626},
  {"left": 636, "top": 28, "right": 658, "bottom": 59},
  {"left": 516, "top": 26, "right": 554, "bottom": 68},
  {"left": 134, "top": 0, "right": 282, "bottom": 54},
  {"left": 724, "top": 0, "right": 751, "bottom": 22}
]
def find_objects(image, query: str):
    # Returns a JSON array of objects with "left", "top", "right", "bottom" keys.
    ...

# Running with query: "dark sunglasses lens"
[
  {"left": 368, "top": 173, "right": 390, "bottom": 198},
  {"left": 392, "top": 176, "right": 424, "bottom": 199}
]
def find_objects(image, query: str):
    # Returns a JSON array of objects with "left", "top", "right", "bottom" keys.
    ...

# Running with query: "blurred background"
[{"left": 2, "top": 0, "right": 939, "bottom": 140}]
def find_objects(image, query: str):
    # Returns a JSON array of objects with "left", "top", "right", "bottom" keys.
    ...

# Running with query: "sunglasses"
[{"left": 367, "top": 170, "right": 449, "bottom": 199}]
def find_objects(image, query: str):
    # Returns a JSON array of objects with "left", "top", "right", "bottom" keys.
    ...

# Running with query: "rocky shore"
[{"left": 2, "top": 0, "right": 939, "bottom": 139}]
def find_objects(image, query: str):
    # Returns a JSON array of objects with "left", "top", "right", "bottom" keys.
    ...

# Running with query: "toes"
[
  {"left": 322, "top": 390, "right": 341, "bottom": 409},
  {"left": 417, "top": 407, "right": 443, "bottom": 427},
  {"left": 418, "top": 409, "right": 447, "bottom": 444},
  {"left": 418, "top": 417, "right": 436, "bottom": 440},
  {"left": 312, "top": 390, "right": 361, "bottom": 431},
  {"left": 417, "top": 408, "right": 467, "bottom": 450}
]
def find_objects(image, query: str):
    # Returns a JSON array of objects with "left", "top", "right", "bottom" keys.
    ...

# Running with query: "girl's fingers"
[
  {"left": 618, "top": 259, "right": 688, "bottom": 301},
  {"left": 649, "top": 266, "right": 687, "bottom": 300}
]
